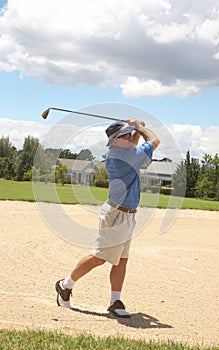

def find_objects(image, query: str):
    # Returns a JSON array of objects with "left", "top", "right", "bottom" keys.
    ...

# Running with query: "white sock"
[
  {"left": 110, "top": 291, "right": 121, "bottom": 305},
  {"left": 62, "top": 276, "right": 76, "bottom": 290}
]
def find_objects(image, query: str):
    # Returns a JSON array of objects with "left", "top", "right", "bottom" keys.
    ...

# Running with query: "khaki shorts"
[{"left": 91, "top": 201, "right": 136, "bottom": 265}]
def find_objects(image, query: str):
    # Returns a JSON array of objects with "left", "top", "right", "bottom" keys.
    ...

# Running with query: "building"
[
  {"left": 140, "top": 161, "right": 178, "bottom": 191},
  {"left": 57, "top": 158, "right": 105, "bottom": 185},
  {"left": 58, "top": 158, "right": 179, "bottom": 190}
]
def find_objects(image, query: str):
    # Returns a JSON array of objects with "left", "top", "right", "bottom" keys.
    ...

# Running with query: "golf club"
[{"left": 41, "top": 107, "right": 127, "bottom": 122}]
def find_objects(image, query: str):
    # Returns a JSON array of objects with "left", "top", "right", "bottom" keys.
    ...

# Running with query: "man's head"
[{"left": 105, "top": 122, "right": 135, "bottom": 146}]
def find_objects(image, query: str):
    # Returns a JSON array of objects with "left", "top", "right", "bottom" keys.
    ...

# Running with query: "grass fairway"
[
  {"left": 0, "top": 179, "right": 108, "bottom": 204},
  {"left": 0, "top": 179, "right": 219, "bottom": 210},
  {"left": 0, "top": 330, "right": 216, "bottom": 350}
]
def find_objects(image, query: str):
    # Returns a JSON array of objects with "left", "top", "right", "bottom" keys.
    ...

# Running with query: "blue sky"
[
  {"left": 0, "top": 0, "right": 218, "bottom": 159},
  {"left": 1, "top": 70, "right": 219, "bottom": 127}
]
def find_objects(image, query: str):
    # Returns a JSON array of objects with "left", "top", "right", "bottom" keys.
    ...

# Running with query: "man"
[{"left": 55, "top": 118, "right": 160, "bottom": 318}]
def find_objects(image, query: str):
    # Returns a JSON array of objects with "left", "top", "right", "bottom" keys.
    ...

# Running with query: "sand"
[{"left": 0, "top": 200, "right": 218, "bottom": 346}]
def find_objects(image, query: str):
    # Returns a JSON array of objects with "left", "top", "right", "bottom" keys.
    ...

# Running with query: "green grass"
[
  {"left": 0, "top": 179, "right": 36, "bottom": 201},
  {"left": 0, "top": 179, "right": 219, "bottom": 210},
  {"left": 0, "top": 330, "right": 217, "bottom": 350},
  {"left": 0, "top": 180, "right": 108, "bottom": 204},
  {"left": 140, "top": 192, "right": 219, "bottom": 210}
]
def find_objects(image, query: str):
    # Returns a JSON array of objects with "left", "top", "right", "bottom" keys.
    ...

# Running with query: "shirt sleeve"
[{"left": 134, "top": 141, "right": 153, "bottom": 168}]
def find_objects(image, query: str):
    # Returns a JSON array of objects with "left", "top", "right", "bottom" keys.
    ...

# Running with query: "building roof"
[
  {"left": 58, "top": 158, "right": 105, "bottom": 173},
  {"left": 144, "top": 161, "right": 178, "bottom": 176}
]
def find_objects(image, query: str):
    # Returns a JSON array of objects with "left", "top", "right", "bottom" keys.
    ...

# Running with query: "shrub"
[
  {"left": 160, "top": 187, "right": 172, "bottom": 195},
  {"left": 23, "top": 169, "right": 32, "bottom": 181},
  {"left": 150, "top": 185, "right": 160, "bottom": 193},
  {"left": 94, "top": 167, "right": 108, "bottom": 188}
]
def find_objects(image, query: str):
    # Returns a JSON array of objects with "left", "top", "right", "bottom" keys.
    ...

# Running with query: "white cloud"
[
  {"left": 197, "top": 126, "right": 219, "bottom": 156},
  {"left": 214, "top": 51, "right": 219, "bottom": 59},
  {"left": 141, "top": 15, "right": 194, "bottom": 44},
  {"left": 167, "top": 124, "right": 219, "bottom": 159},
  {"left": 1, "top": 118, "right": 218, "bottom": 161},
  {"left": 0, "top": 0, "right": 219, "bottom": 97},
  {"left": 196, "top": 16, "right": 219, "bottom": 45},
  {"left": 0, "top": 118, "right": 50, "bottom": 149},
  {"left": 121, "top": 77, "right": 200, "bottom": 98}
]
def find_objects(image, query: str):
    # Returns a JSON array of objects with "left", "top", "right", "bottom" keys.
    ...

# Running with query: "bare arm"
[
  {"left": 127, "top": 119, "right": 160, "bottom": 151},
  {"left": 132, "top": 120, "right": 145, "bottom": 146}
]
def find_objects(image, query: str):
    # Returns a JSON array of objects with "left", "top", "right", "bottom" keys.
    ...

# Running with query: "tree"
[
  {"left": 55, "top": 162, "right": 68, "bottom": 185},
  {"left": 201, "top": 153, "right": 213, "bottom": 169},
  {"left": 59, "top": 149, "right": 77, "bottom": 159},
  {"left": 185, "top": 151, "right": 200, "bottom": 197},
  {"left": 0, "top": 136, "right": 17, "bottom": 157},
  {"left": 213, "top": 153, "right": 219, "bottom": 200},
  {"left": 32, "top": 166, "right": 40, "bottom": 183},
  {"left": 212, "top": 153, "right": 219, "bottom": 186},
  {"left": 94, "top": 167, "right": 108, "bottom": 188},
  {"left": 33, "top": 145, "right": 58, "bottom": 180},
  {"left": 0, "top": 136, "right": 17, "bottom": 179},
  {"left": 16, "top": 136, "right": 40, "bottom": 180},
  {"left": 77, "top": 149, "right": 95, "bottom": 161},
  {"left": 0, "top": 158, "right": 11, "bottom": 178},
  {"left": 200, "top": 153, "right": 219, "bottom": 200},
  {"left": 0, "top": 157, "right": 17, "bottom": 180},
  {"left": 172, "top": 161, "right": 187, "bottom": 197},
  {"left": 153, "top": 157, "right": 172, "bottom": 162},
  {"left": 216, "top": 182, "right": 219, "bottom": 201},
  {"left": 195, "top": 175, "right": 215, "bottom": 199}
]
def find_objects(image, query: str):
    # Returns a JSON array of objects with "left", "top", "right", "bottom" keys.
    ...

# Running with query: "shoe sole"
[
  {"left": 56, "top": 293, "right": 61, "bottom": 306},
  {"left": 55, "top": 281, "right": 61, "bottom": 306},
  {"left": 107, "top": 300, "right": 131, "bottom": 318},
  {"left": 56, "top": 294, "right": 71, "bottom": 308},
  {"left": 55, "top": 280, "right": 72, "bottom": 308},
  {"left": 111, "top": 310, "right": 131, "bottom": 318}
]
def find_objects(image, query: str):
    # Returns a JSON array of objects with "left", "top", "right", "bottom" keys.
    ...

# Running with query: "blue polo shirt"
[{"left": 106, "top": 142, "right": 153, "bottom": 210}]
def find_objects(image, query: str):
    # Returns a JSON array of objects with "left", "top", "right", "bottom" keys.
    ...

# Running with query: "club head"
[{"left": 41, "top": 108, "right": 50, "bottom": 119}]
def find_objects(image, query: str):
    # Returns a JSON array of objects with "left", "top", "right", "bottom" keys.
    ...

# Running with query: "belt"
[{"left": 107, "top": 200, "right": 137, "bottom": 214}]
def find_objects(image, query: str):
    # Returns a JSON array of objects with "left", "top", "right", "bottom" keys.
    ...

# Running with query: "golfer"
[{"left": 55, "top": 118, "right": 160, "bottom": 318}]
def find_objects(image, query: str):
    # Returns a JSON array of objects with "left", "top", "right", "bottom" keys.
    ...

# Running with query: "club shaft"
[{"left": 46, "top": 107, "right": 127, "bottom": 122}]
